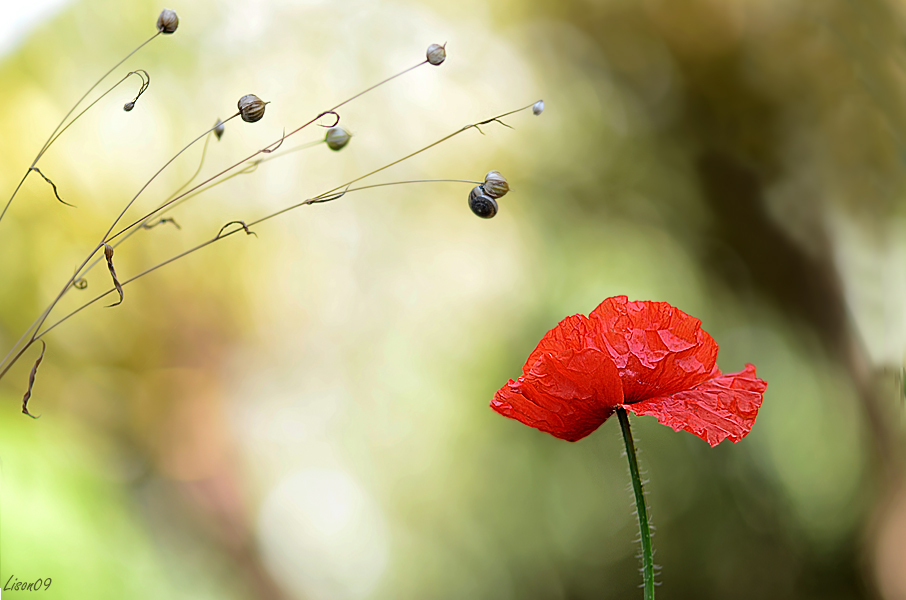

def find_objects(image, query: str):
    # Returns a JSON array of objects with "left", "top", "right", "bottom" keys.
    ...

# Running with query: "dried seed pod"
[
  {"left": 325, "top": 126, "right": 351, "bottom": 151},
  {"left": 483, "top": 170, "right": 509, "bottom": 199},
  {"left": 157, "top": 9, "right": 179, "bottom": 34},
  {"left": 214, "top": 118, "right": 225, "bottom": 140},
  {"left": 123, "top": 101, "right": 135, "bottom": 112},
  {"left": 469, "top": 185, "right": 498, "bottom": 219},
  {"left": 20, "top": 340, "right": 46, "bottom": 419},
  {"left": 532, "top": 100, "right": 544, "bottom": 116},
  {"left": 103, "top": 243, "right": 124, "bottom": 307},
  {"left": 427, "top": 43, "right": 446, "bottom": 66},
  {"left": 238, "top": 94, "right": 266, "bottom": 123}
]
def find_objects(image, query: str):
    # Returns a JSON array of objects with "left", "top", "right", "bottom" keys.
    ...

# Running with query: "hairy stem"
[{"left": 617, "top": 407, "right": 655, "bottom": 600}]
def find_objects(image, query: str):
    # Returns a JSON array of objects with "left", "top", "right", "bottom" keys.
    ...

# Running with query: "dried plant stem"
[
  {"left": 71, "top": 131, "right": 219, "bottom": 283},
  {"left": 72, "top": 131, "right": 297, "bottom": 285},
  {"left": 0, "top": 33, "right": 161, "bottom": 225},
  {"left": 617, "top": 407, "right": 655, "bottom": 600},
  {"left": 331, "top": 60, "right": 427, "bottom": 111},
  {"left": 341, "top": 179, "right": 483, "bottom": 192},
  {"left": 163, "top": 126, "right": 214, "bottom": 203},
  {"left": 137, "top": 137, "right": 328, "bottom": 216},
  {"left": 40, "top": 63, "right": 430, "bottom": 305},
  {"left": 139, "top": 135, "right": 326, "bottom": 225},
  {"left": 0, "top": 309, "right": 53, "bottom": 383},
  {"left": 18, "top": 116, "right": 239, "bottom": 352},
  {"left": 32, "top": 179, "right": 474, "bottom": 339},
  {"left": 0, "top": 59, "right": 434, "bottom": 385},
  {"left": 104, "top": 114, "right": 242, "bottom": 240},
  {"left": 107, "top": 60, "right": 429, "bottom": 242},
  {"left": 31, "top": 104, "right": 535, "bottom": 341},
  {"left": 315, "top": 102, "right": 537, "bottom": 201},
  {"left": 43, "top": 70, "right": 151, "bottom": 160},
  {"left": 1, "top": 102, "right": 527, "bottom": 381}
]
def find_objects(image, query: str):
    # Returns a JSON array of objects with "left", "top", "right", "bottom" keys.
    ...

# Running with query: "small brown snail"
[
  {"left": 483, "top": 171, "right": 509, "bottom": 199},
  {"left": 469, "top": 185, "right": 498, "bottom": 219}
]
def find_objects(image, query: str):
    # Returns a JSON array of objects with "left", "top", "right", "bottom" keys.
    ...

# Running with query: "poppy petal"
[
  {"left": 589, "top": 296, "right": 719, "bottom": 403},
  {"left": 492, "top": 316, "right": 624, "bottom": 442},
  {"left": 625, "top": 364, "right": 767, "bottom": 447},
  {"left": 525, "top": 313, "right": 594, "bottom": 367}
]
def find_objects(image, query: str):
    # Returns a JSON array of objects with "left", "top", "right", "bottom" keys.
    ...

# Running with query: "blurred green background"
[{"left": 0, "top": 0, "right": 904, "bottom": 598}]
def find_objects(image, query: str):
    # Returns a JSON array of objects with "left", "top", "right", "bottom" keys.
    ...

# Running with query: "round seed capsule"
[
  {"left": 238, "top": 94, "right": 266, "bottom": 123},
  {"left": 483, "top": 171, "right": 509, "bottom": 199},
  {"left": 213, "top": 118, "right": 225, "bottom": 140},
  {"left": 325, "top": 126, "right": 351, "bottom": 151},
  {"left": 469, "top": 185, "right": 498, "bottom": 219},
  {"left": 532, "top": 100, "right": 544, "bottom": 116},
  {"left": 426, "top": 43, "right": 446, "bottom": 66},
  {"left": 123, "top": 101, "right": 135, "bottom": 112},
  {"left": 157, "top": 9, "right": 179, "bottom": 34}
]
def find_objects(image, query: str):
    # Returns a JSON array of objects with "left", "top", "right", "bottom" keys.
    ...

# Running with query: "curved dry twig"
[
  {"left": 123, "top": 69, "right": 151, "bottom": 111},
  {"left": 21, "top": 341, "right": 46, "bottom": 419},
  {"left": 217, "top": 220, "right": 257, "bottom": 239},
  {"left": 30, "top": 167, "right": 75, "bottom": 207},
  {"left": 261, "top": 129, "right": 287, "bottom": 154},
  {"left": 471, "top": 116, "right": 515, "bottom": 135},
  {"left": 106, "top": 62, "right": 428, "bottom": 244},
  {"left": 2, "top": 57, "right": 464, "bottom": 388},
  {"left": 142, "top": 217, "right": 181, "bottom": 230},
  {"left": 0, "top": 32, "right": 162, "bottom": 226},
  {"left": 103, "top": 244, "right": 124, "bottom": 307},
  {"left": 306, "top": 188, "right": 349, "bottom": 205},
  {"left": 317, "top": 111, "right": 341, "bottom": 128}
]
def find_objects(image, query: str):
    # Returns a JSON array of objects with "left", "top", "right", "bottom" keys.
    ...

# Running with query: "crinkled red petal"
[
  {"left": 625, "top": 364, "right": 767, "bottom": 447},
  {"left": 491, "top": 315, "right": 624, "bottom": 442},
  {"left": 524, "top": 314, "right": 593, "bottom": 366},
  {"left": 589, "top": 296, "right": 719, "bottom": 403}
]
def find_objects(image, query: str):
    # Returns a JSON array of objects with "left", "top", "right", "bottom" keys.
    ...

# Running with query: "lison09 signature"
[{"left": 3, "top": 575, "right": 52, "bottom": 592}]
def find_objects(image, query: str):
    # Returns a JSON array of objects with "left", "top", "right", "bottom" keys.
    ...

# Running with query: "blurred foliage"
[{"left": 0, "top": 0, "right": 904, "bottom": 599}]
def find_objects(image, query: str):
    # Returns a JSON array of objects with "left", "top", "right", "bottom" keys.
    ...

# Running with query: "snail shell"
[
  {"left": 483, "top": 170, "right": 509, "bottom": 199},
  {"left": 469, "top": 185, "right": 498, "bottom": 219}
]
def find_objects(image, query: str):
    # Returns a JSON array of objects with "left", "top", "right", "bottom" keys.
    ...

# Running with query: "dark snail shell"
[{"left": 469, "top": 185, "right": 498, "bottom": 219}]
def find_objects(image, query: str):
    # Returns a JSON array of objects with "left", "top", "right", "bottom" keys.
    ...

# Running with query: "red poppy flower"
[{"left": 491, "top": 296, "right": 767, "bottom": 446}]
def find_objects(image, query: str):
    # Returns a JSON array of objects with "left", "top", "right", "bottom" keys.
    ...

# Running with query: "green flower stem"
[{"left": 616, "top": 407, "right": 655, "bottom": 600}]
